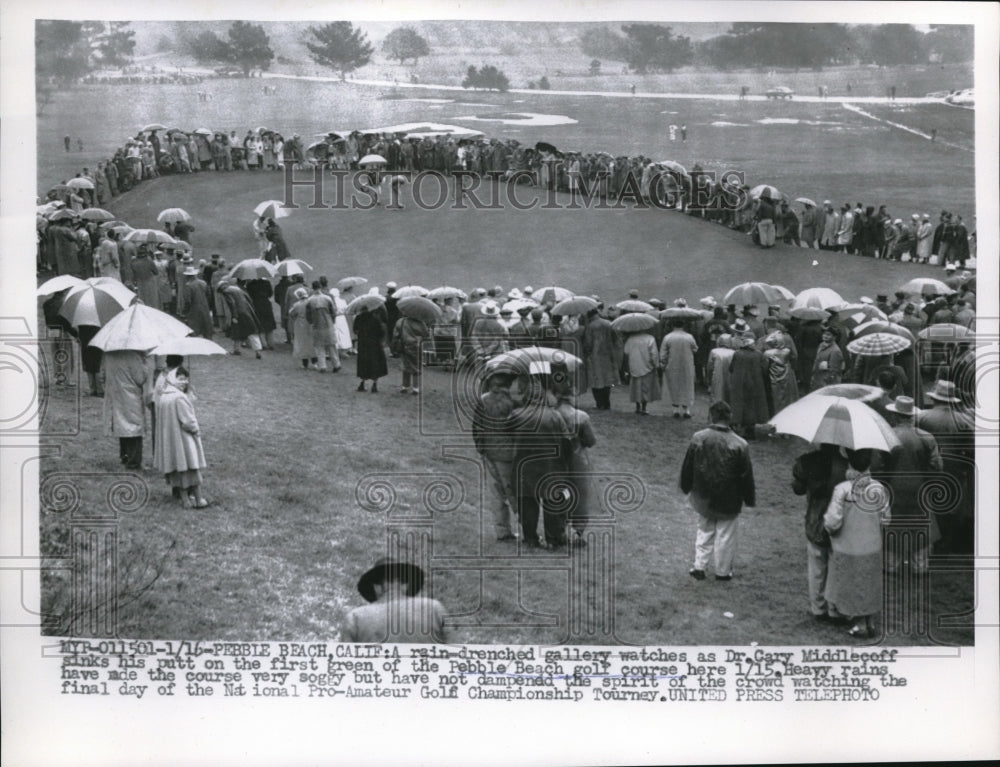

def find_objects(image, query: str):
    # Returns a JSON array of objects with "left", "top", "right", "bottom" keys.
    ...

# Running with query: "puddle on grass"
[{"left": 453, "top": 112, "right": 578, "bottom": 126}]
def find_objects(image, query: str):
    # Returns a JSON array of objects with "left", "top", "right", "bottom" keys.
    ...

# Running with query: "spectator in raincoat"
[
  {"left": 809, "top": 326, "right": 844, "bottom": 391},
  {"left": 102, "top": 349, "right": 149, "bottom": 470},
  {"left": 153, "top": 367, "right": 209, "bottom": 508},
  {"left": 727, "top": 332, "right": 770, "bottom": 439},
  {"left": 181, "top": 266, "right": 212, "bottom": 339},
  {"left": 287, "top": 288, "right": 316, "bottom": 369},
  {"left": 353, "top": 305, "right": 388, "bottom": 392},
  {"left": 218, "top": 280, "right": 263, "bottom": 358},
  {"left": 392, "top": 313, "right": 430, "bottom": 394},
  {"left": 763, "top": 332, "right": 799, "bottom": 414},
  {"left": 582, "top": 307, "right": 621, "bottom": 410},
  {"left": 660, "top": 319, "right": 698, "bottom": 419},
  {"left": 305, "top": 281, "right": 340, "bottom": 373}
]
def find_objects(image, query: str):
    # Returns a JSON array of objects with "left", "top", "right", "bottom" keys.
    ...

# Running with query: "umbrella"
[
  {"left": 660, "top": 307, "right": 703, "bottom": 320},
  {"left": 345, "top": 294, "right": 386, "bottom": 315},
  {"left": 427, "top": 286, "right": 468, "bottom": 301},
  {"left": 552, "top": 296, "right": 599, "bottom": 316},
  {"left": 897, "top": 278, "right": 955, "bottom": 297},
  {"left": 792, "top": 287, "right": 844, "bottom": 311},
  {"left": 59, "top": 279, "right": 136, "bottom": 327},
  {"left": 852, "top": 320, "right": 915, "bottom": 344},
  {"left": 149, "top": 336, "right": 228, "bottom": 357},
  {"left": 502, "top": 298, "right": 536, "bottom": 314},
  {"left": 337, "top": 276, "right": 368, "bottom": 291},
  {"left": 616, "top": 299, "right": 655, "bottom": 313},
  {"left": 846, "top": 333, "right": 912, "bottom": 357},
  {"left": 125, "top": 228, "right": 177, "bottom": 245},
  {"left": 306, "top": 141, "right": 329, "bottom": 154},
  {"left": 812, "top": 384, "right": 884, "bottom": 402},
  {"left": 162, "top": 239, "right": 192, "bottom": 252},
  {"left": 917, "top": 324, "right": 975, "bottom": 343},
  {"left": 723, "top": 282, "right": 783, "bottom": 306},
  {"left": 393, "top": 285, "right": 430, "bottom": 299},
  {"left": 831, "top": 303, "right": 887, "bottom": 325},
  {"left": 254, "top": 199, "right": 292, "bottom": 220},
  {"left": 228, "top": 259, "right": 277, "bottom": 281},
  {"left": 193, "top": 128, "right": 214, "bottom": 136},
  {"left": 794, "top": 197, "right": 817, "bottom": 207},
  {"left": 157, "top": 208, "right": 192, "bottom": 224},
  {"left": 788, "top": 306, "right": 830, "bottom": 321},
  {"left": 275, "top": 259, "right": 313, "bottom": 277},
  {"left": 90, "top": 304, "right": 192, "bottom": 352},
  {"left": 358, "top": 154, "right": 387, "bottom": 165},
  {"left": 749, "top": 184, "right": 782, "bottom": 200},
  {"left": 770, "top": 285, "right": 796, "bottom": 301},
  {"left": 397, "top": 296, "right": 442, "bottom": 324},
  {"left": 79, "top": 208, "right": 116, "bottom": 222},
  {"left": 254, "top": 126, "right": 269, "bottom": 134},
  {"left": 66, "top": 178, "right": 95, "bottom": 191},
  {"left": 652, "top": 160, "right": 688, "bottom": 176},
  {"left": 611, "top": 313, "right": 657, "bottom": 333},
  {"left": 47, "top": 209, "right": 77, "bottom": 222},
  {"left": 535, "top": 286, "right": 573, "bottom": 304},
  {"left": 769, "top": 395, "right": 900, "bottom": 451},
  {"left": 485, "top": 345, "right": 583, "bottom": 377},
  {"left": 534, "top": 141, "right": 560, "bottom": 155},
  {"left": 37, "top": 275, "right": 86, "bottom": 297},
  {"left": 141, "top": 123, "right": 168, "bottom": 132}
]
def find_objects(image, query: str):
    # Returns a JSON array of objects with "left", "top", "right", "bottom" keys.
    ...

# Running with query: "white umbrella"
[
  {"left": 66, "top": 177, "right": 95, "bottom": 191},
  {"left": 150, "top": 336, "right": 228, "bottom": 356},
  {"left": 254, "top": 200, "right": 291, "bottom": 219},
  {"left": 157, "top": 208, "right": 192, "bottom": 224},
  {"left": 393, "top": 285, "right": 429, "bottom": 299},
  {"left": 359, "top": 154, "right": 387, "bottom": 165},
  {"left": 125, "top": 228, "right": 177, "bottom": 245},
  {"left": 275, "top": 259, "right": 313, "bottom": 277},
  {"left": 769, "top": 395, "right": 900, "bottom": 451},
  {"left": 37, "top": 275, "right": 86, "bottom": 297},
  {"left": 90, "top": 304, "right": 192, "bottom": 352},
  {"left": 792, "top": 287, "right": 844, "bottom": 311}
]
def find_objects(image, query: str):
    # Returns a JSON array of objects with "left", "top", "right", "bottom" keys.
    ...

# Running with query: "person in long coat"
[
  {"left": 727, "top": 332, "right": 770, "bottom": 439},
  {"left": 794, "top": 319, "right": 824, "bottom": 388},
  {"left": 181, "top": 267, "right": 213, "bottom": 338},
  {"left": 102, "top": 349, "right": 149, "bottom": 469},
  {"left": 93, "top": 231, "right": 120, "bottom": 280},
  {"left": 622, "top": 329, "right": 660, "bottom": 414},
  {"left": 305, "top": 283, "right": 340, "bottom": 372},
  {"left": 553, "top": 388, "right": 598, "bottom": 545},
  {"left": 287, "top": 288, "right": 315, "bottom": 368},
  {"left": 706, "top": 333, "right": 734, "bottom": 404},
  {"left": 823, "top": 449, "right": 891, "bottom": 638},
  {"left": 153, "top": 367, "right": 209, "bottom": 507},
  {"left": 763, "top": 332, "right": 799, "bottom": 414},
  {"left": 809, "top": 327, "right": 844, "bottom": 391},
  {"left": 218, "top": 281, "right": 262, "bottom": 357},
  {"left": 329, "top": 288, "right": 354, "bottom": 356},
  {"left": 77, "top": 324, "right": 104, "bottom": 397},
  {"left": 130, "top": 249, "right": 160, "bottom": 308},
  {"left": 264, "top": 218, "right": 292, "bottom": 262},
  {"left": 393, "top": 315, "right": 430, "bottom": 394},
  {"left": 49, "top": 220, "right": 81, "bottom": 277},
  {"left": 244, "top": 278, "right": 276, "bottom": 349},
  {"left": 660, "top": 319, "right": 698, "bottom": 418},
  {"left": 353, "top": 306, "right": 388, "bottom": 392},
  {"left": 582, "top": 309, "right": 621, "bottom": 410}
]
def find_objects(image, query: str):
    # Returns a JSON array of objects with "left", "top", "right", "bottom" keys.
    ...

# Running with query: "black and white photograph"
[{"left": 2, "top": 1, "right": 998, "bottom": 765}]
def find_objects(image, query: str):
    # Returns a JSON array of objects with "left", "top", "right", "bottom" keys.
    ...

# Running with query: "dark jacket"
[
  {"left": 679, "top": 424, "right": 755, "bottom": 520},
  {"left": 792, "top": 448, "right": 849, "bottom": 547}
]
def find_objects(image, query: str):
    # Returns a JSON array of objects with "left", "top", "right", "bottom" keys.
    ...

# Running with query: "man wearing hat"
[
  {"left": 459, "top": 288, "right": 487, "bottom": 361},
  {"left": 819, "top": 200, "right": 839, "bottom": 251},
  {"left": 341, "top": 558, "right": 448, "bottom": 643},
  {"left": 875, "top": 396, "right": 943, "bottom": 574},
  {"left": 470, "top": 300, "right": 508, "bottom": 367},
  {"left": 916, "top": 381, "right": 975, "bottom": 553},
  {"left": 473, "top": 372, "right": 519, "bottom": 541},
  {"left": 742, "top": 305, "right": 765, "bottom": 339},
  {"left": 181, "top": 265, "right": 213, "bottom": 339}
]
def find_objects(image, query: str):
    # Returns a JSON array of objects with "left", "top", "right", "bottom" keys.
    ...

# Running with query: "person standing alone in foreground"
[
  {"left": 680, "top": 401, "right": 756, "bottom": 581},
  {"left": 341, "top": 558, "right": 448, "bottom": 643}
]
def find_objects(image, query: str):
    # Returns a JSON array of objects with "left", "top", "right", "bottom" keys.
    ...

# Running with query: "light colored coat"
[
  {"left": 341, "top": 596, "right": 448, "bottom": 643},
  {"left": 660, "top": 329, "right": 698, "bottom": 407},
  {"left": 153, "top": 384, "right": 206, "bottom": 475},
  {"left": 102, "top": 351, "right": 148, "bottom": 437}
]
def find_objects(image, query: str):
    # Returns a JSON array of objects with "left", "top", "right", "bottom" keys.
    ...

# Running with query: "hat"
[
  {"left": 911, "top": 213, "right": 920, "bottom": 219},
  {"left": 386, "top": 281, "right": 398, "bottom": 289},
  {"left": 700, "top": 296, "right": 717, "bottom": 308},
  {"left": 499, "top": 306, "right": 513, "bottom": 316},
  {"left": 182, "top": 266, "right": 199, "bottom": 276},
  {"left": 211, "top": 254, "right": 221, "bottom": 262},
  {"left": 648, "top": 298, "right": 666, "bottom": 310},
  {"left": 926, "top": 380, "right": 961, "bottom": 404},
  {"left": 944, "top": 263, "right": 956, "bottom": 271},
  {"left": 481, "top": 300, "right": 499, "bottom": 316},
  {"left": 356, "top": 557, "right": 425, "bottom": 603},
  {"left": 893, "top": 219, "right": 903, "bottom": 225},
  {"left": 922, "top": 214, "right": 930, "bottom": 220},
  {"left": 523, "top": 286, "right": 534, "bottom": 295},
  {"left": 822, "top": 199, "right": 832, "bottom": 206},
  {"left": 293, "top": 287, "right": 308, "bottom": 301},
  {"left": 885, "top": 395, "right": 918, "bottom": 417},
  {"left": 738, "top": 332, "right": 757, "bottom": 348},
  {"left": 731, "top": 318, "right": 750, "bottom": 334},
  {"left": 367, "top": 286, "right": 380, "bottom": 296},
  {"left": 508, "top": 287, "right": 523, "bottom": 299},
  {"left": 472, "top": 287, "right": 487, "bottom": 299},
  {"left": 673, "top": 298, "right": 688, "bottom": 308}
]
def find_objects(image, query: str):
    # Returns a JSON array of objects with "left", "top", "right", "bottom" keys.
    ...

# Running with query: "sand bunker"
[{"left": 454, "top": 112, "right": 578, "bottom": 126}]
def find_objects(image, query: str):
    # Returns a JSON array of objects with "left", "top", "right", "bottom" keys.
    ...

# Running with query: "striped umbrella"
[
  {"left": 897, "top": 277, "right": 955, "bottom": 297},
  {"left": 812, "top": 384, "right": 884, "bottom": 402},
  {"left": 852, "top": 320, "right": 916, "bottom": 344},
  {"left": 485, "top": 345, "right": 583, "bottom": 377},
  {"left": 90, "top": 303, "right": 192, "bottom": 352},
  {"left": 792, "top": 287, "right": 844, "bottom": 311},
  {"left": 917, "top": 324, "right": 975, "bottom": 344},
  {"left": 125, "top": 228, "right": 177, "bottom": 245},
  {"left": 275, "top": 259, "right": 313, "bottom": 277},
  {"left": 58, "top": 279, "right": 136, "bottom": 327},
  {"left": 846, "top": 333, "right": 912, "bottom": 357},
  {"left": 769, "top": 395, "right": 900, "bottom": 451},
  {"left": 723, "top": 282, "right": 783, "bottom": 307}
]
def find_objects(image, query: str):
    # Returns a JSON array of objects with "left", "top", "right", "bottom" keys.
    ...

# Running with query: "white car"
[{"left": 945, "top": 88, "right": 974, "bottom": 106}]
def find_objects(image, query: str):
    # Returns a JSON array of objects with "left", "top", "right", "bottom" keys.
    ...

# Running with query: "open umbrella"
[
  {"left": 552, "top": 296, "right": 599, "bottom": 316},
  {"left": 393, "top": 285, "right": 429, "bottom": 299},
  {"left": 193, "top": 128, "right": 214, "bottom": 136},
  {"left": 534, "top": 141, "right": 561, "bottom": 156},
  {"left": 275, "top": 259, "right": 313, "bottom": 277},
  {"left": 917, "top": 324, "right": 975, "bottom": 343},
  {"left": 788, "top": 306, "right": 831, "bottom": 321},
  {"left": 660, "top": 307, "right": 703, "bottom": 320},
  {"left": 337, "top": 276, "right": 368, "bottom": 291},
  {"left": 427, "top": 286, "right": 468, "bottom": 301},
  {"left": 535, "top": 286, "right": 573, "bottom": 304},
  {"left": 141, "top": 123, "right": 168, "bottom": 132},
  {"left": 749, "top": 184, "right": 782, "bottom": 200},
  {"left": 616, "top": 299, "right": 655, "bottom": 313},
  {"left": 771, "top": 284, "right": 796, "bottom": 301},
  {"left": 897, "top": 277, "right": 955, "bottom": 297},
  {"left": 852, "top": 320, "right": 915, "bottom": 344},
  {"left": 794, "top": 197, "right": 817, "bottom": 207},
  {"left": 359, "top": 154, "right": 387, "bottom": 165},
  {"left": 485, "top": 345, "right": 583, "bottom": 377},
  {"left": 723, "top": 282, "right": 783, "bottom": 306},
  {"left": 792, "top": 287, "right": 844, "bottom": 311},
  {"left": 90, "top": 304, "right": 192, "bottom": 352},
  {"left": 66, "top": 177, "right": 95, "bottom": 191},
  {"left": 59, "top": 279, "right": 136, "bottom": 327},
  {"left": 769, "top": 395, "right": 900, "bottom": 451},
  {"left": 37, "top": 275, "right": 86, "bottom": 297},
  {"left": 228, "top": 259, "right": 277, "bottom": 281},
  {"left": 345, "top": 294, "right": 386, "bottom": 315},
  {"left": 149, "top": 336, "right": 228, "bottom": 357},
  {"left": 254, "top": 199, "right": 291, "bottom": 219},
  {"left": 502, "top": 298, "right": 536, "bottom": 314},
  {"left": 812, "top": 384, "right": 884, "bottom": 402},
  {"left": 47, "top": 209, "right": 77, "bottom": 222},
  {"left": 831, "top": 303, "right": 887, "bottom": 326},
  {"left": 157, "top": 208, "right": 192, "bottom": 224},
  {"left": 846, "top": 333, "right": 912, "bottom": 357},
  {"left": 162, "top": 239, "right": 192, "bottom": 252},
  {"left": 397, "top": 296, "right": 442, "bottom": 324},
  {"left": 79, "top": 208, "right": 116, "bottom": 222},
  {"left": 125, "top": 228, "right": 177, "bottom": 245},
  {"left": 611, "top": 313, "right": 657, "bottom": 333}
]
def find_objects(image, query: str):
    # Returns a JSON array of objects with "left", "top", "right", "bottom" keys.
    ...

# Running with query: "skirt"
[
  {"left": 826, "top": 550, "right": 882, "bottom": 617},
  {"left": 166, "top": 469, "right": 203, "bottom": 490},
  {"left": 629, "top": 371, "right": 661, "bottom": 403}
]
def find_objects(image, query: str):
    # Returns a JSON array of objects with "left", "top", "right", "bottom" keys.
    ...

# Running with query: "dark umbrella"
[{"left": 534, "top": 141, "right": 562, "bottom": 156}]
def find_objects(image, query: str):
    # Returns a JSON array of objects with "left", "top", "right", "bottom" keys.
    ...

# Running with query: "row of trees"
[
  {"left": 36, "top": 21, "right": 137, "bottom": 84},
  {"left": 581, "top": 23, "right": 974, "bottom": 72}
]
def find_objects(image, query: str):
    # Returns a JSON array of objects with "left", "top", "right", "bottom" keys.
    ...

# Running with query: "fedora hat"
[
  {"left": 356, "top": 557, "right": 425, "bottom": 602},
  {"left": 885, "top": 395, "right": 918, "bottom": 416},
  {"left": 926, "top": 380, "right": 961, "bottom": 404},
  {"left": 481, "top": 300, "right": 499, "bottom": 316},
  {"left": 182, "top": 266, "right": 199, "bottom": 276}
]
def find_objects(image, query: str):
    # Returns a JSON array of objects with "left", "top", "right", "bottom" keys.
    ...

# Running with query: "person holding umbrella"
[
  {"left": 582, "top": 307, "right": 620, "bottom": 410},
  {"left": 243, "top": 277, "right": 277, "bottom": 350},
  {"left": 153, "top": 367, "right": 210, "bottom": 508},
  {"left": 93, "top": 229, "right": 120, "bottom": 281},
  {"left": 353, "top": 305, "right": 388, "bottom": 392},
  {"left": 392, "top": 310, "right": 430, "bottom": 394},
  {"left": 727, "top": 332, "right": 770, "bottom": 438}
]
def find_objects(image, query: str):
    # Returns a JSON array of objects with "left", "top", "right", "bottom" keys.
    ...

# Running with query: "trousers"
[{"left": 693, "top": 514, "right": 739, "bottom": 576}]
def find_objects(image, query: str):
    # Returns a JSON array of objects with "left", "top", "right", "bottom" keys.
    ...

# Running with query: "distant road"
[{"left": 261, "top": 71, "right": 947, "bottom": 105}]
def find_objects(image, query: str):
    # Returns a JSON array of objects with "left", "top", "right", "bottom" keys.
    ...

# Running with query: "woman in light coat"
[
  {"left": 622, "top": 330, "right": 661, "bottom": 415},
  {"left": 915, "top": 215, "right": 934, "bottom": 264},
  {"left": 153, "top": 367, "right": 209, "bottom": 507},
  {"left": 660, "top": 319, "right": 698, "bottom": 418}
]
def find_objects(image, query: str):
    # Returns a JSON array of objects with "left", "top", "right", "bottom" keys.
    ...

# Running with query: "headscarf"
[{"left": 716, "top": 333, "right": 732, "bottom": 350}]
